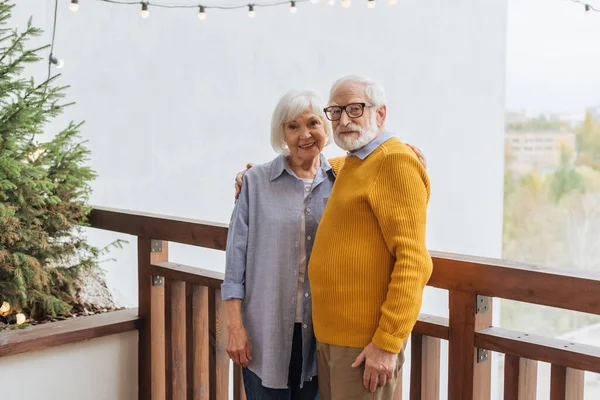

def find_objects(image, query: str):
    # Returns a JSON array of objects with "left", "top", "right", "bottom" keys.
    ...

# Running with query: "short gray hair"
[
  {"left": 329, "top": 75, "right": 387, "bottom": 107},
  {"left": 270, "top": 89, "right": 333, "bottom": 154}
]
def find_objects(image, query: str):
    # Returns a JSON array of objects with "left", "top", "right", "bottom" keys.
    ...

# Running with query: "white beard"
[{"left": 333, "top": 113, "right": 380, "bottom": 152}]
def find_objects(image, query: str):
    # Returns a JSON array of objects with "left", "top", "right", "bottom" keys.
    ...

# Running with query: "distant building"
[{"left": 505, "top": 130, "right": 576, "bottom": 174}]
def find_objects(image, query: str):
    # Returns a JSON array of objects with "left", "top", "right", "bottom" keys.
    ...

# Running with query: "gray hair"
[
  {"left": 329, "top": 75, "right": 387, "bottom": 107},
  {"left": 270, "top": 89, "right": 333, "bottom": 154}
]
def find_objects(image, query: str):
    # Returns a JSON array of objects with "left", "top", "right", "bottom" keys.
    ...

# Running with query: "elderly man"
[{"left": 307, "top": 75, "right": 432, "bottom": 400}]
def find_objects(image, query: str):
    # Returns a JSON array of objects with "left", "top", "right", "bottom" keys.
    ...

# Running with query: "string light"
[
  {"left": 388, "top": 0, "right": 397, "bottom": 4},
  {"left": 290, "top": 1, "right": 298, "bottom": 13},
  {"left": 569, "top": 0, "right": 600, "bottom": 14},
  {"left": 328, "top": 0, "right": 335, "bottom": 4},
  {"left": 368, "top": 0, "right": 375, "bottom": 8},
  {"left": 49, "top": 55, "right": 64, "bottom": 69},
  {"left": 198, "top": 5, "right": 206, "bottom": 20},
  {"left": 310, "top": 0, "right": 319, "bottom": 3},
  {"left": 140, "top": 2, "right": 149, "bottom": 18},
  {"left": 342, "top": 0, "right": 351, "bottom": 8},
  {"left": 248, "top": 4, "right": 256, "bottom": 18},
  {"left": 69, "top": 0, "right": 79, "bottom": 12}
]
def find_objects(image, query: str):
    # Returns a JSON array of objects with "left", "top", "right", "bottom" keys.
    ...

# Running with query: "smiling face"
[
  {"left": 329, "top": 80, "right": 386, "bottom": 152},
  {"left": 283, "top": 107, "right": 328, "bottom": 162}
]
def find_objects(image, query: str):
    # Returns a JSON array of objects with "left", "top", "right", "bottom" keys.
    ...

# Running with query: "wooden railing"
[{"left": 88, "top": 206, "right": 600, "bottom": 400}]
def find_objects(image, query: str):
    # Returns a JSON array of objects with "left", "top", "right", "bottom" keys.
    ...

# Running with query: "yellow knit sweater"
[{"left": 309, "top": 137, "right": 433, "bottom": 354}]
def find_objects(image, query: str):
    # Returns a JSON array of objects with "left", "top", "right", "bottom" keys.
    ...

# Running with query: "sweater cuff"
[
  {"left": 221, "top": 283, "right": 245, "bottom": 300},
  {"left": 372, "top": 328, "right": 405, "bottom": 354}
]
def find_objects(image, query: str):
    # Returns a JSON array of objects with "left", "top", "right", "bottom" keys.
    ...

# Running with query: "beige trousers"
[{"left": 317, "top": 342, "right": 405, "bottom": 400}]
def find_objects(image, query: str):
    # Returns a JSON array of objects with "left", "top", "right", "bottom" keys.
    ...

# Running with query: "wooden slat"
[
  {"left": 89, "top": 207, "right": 228, "bottom": 250},
  {"left": 215, "top": 290, "right": 230, "bottom": 400},
  {"left": 429, "top": 251, "right": 600, "bottom": 315},
  {"left": 151, "top": 241, "right": 168, "bottom": 400},
  {"left": 208, "top": 288, "right": 217, "bottom": 400},
  {"left": 138, "top": 237, "right": 154, "bottom": 400},
  {"left": 151, "top": 262, "right": 223, "bottom": 289},
  {"left": 195, "top": 286, "right": 211, "bottom": 400},
  {"left": 410, "top": 334, "right": 440, "bottom": 400},
  {"left": 551, "top": 366, "right": 585, "bottom": 400},
  {"left": 413, "top": 314, "right": 450, "bottom": 340},
  {"left": 165, "top": 279, "right": 186, "bottom": 400},
  {"left": 233, "top": 364, "right": 247, "bottom": 400},
  {"left": 0, "top": 308, "right": 139, "bottom": 358},
  {"left": 504, "top": 356, "right": 537, "bottom": 400},
  {"left": 475, "top": 327, "right": 600, "bottom": 374}
]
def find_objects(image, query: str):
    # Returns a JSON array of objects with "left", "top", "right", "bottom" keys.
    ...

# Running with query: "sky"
[{"left": 506, "top": 0, "right": 600, "bottom": 113}]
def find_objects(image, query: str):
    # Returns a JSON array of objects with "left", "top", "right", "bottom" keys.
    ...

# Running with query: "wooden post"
[
  {"left": 410, "top": 333, "right": 441, "bottom": 400},
  {"left": 504, "top": 356, "right": 537, "bottom": 400},
  {"left": 448, "top": 291, "right": 493, "bottom": 400},
  {"left": 138, "top": 238, "right": 168, "bottom": 400}
]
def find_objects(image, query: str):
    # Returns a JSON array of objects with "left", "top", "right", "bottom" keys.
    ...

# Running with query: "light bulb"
[
  {"left": 198, "top": 6, "right": 206, "bottom": 20},
  {"left": 141, "top": 3, "right": 149, "bottom": 18},
  {"left": 388, "top": 0, "right": 397, "bottom": 4},
  {"left": 16, "top": 313, "right": 26, "bottom": 325},
  {"left": 49, "top": 56, "right": 64, "bottom": 69},
  {"left": 342, "top": 0, "right": 351, "bottom": 8},
  {"left": 327, "top": 0, "right": 335, "bottom": 5},
  {"left": 69, "top": 0, "right": 79, "bottom": 12},
  {"left": 248, "top": 4, "right": 256, "bottom": 18},
  {"left": 585, "top": 4, "right": 591, "bottom": 15},
  {"left": 368, "top": 0, "right": 375, "bottom": 8},
  {"left": 290, "top": 1, "right": 298, "bottom": 13}
]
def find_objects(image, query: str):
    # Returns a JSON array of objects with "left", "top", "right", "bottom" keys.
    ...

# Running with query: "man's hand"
[
  {"left": 226, "top": 322, "right": 252, "bottom": 367},
  {"left": 406, "top": 143, "right": 427, "bottom": 170},
  {"left": 351, "top": 342, "right": 398, "bottom": 393},
  {"left": 234, "top": 163, "right": 254, "bottom": 202}
]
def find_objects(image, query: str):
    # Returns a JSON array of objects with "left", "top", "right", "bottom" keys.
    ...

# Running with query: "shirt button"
[
  {"left": 307, "top": 236, "right": 312, "bottom": 241},
  {"left": 305, "top": 186, "right": 310, "bottom": 192},
  {"left": 306, "top": 207, "right": 311, "bottom": 213},
  {"left": 303, "top": 324, "right": 308, "bottom": 329},
  {"left": 305, "top": 293, "right": 309, "bottom": 297}
]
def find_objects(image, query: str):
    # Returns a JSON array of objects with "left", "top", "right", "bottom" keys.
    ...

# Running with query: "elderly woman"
[
  {"left": 222, "top": 89, "right": 425, "bottom": 400},
  {"left": 222, "top": 89, "right": 332, "bottom": 400}
]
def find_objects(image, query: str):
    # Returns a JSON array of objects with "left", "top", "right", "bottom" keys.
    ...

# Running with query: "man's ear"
[{"left": 376, "top": 105, "right": 387, "bottom": 128}]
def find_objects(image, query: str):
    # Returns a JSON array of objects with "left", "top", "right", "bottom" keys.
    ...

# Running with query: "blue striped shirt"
[{"left": 222, "top": 153, "right": 336, "bottom": 389}]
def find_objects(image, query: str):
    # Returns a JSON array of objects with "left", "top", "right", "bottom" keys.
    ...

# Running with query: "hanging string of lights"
[
  {"left": 62, "top": 0, "right": 600, "bottom": 18},
  {"left": 64, "top": 0, "right": 406, "bottom": 19},
  {"left": 50, "top": 0, "right": 599, "bottom": 70}
]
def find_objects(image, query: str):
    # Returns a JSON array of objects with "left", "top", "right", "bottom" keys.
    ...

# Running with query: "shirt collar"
[
  {"left": 347, "top": 131, "right": 394, "bottom": 160},
  {"left": 269, "top": 153, "right": 333, "bottom": 182}
]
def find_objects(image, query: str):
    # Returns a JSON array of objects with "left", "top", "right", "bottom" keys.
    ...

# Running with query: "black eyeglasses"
[{"left": 323, "top": 102, "right": 374, "bottom": 121}]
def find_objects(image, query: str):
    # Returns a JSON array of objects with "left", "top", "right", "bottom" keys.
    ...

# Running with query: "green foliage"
[
  {"left": 506, "top": 115, "right": 569, "bottom": 132},
  {"left": 0, "top": 1, "right": 116, "bottom": 319},
  {"left": 575, "top": 110, "right": 600, "bottom": 170},
  {"left": 549, "top": 147, "right": 586, "bottom": 203}
]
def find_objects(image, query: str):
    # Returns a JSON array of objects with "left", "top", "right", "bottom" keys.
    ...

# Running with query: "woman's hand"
[
  {"left": 227, "top": 323, "right": 252, "bottom": 367},
  {"left": 406, "top": 144, "right": 427, "bottom": 170}
]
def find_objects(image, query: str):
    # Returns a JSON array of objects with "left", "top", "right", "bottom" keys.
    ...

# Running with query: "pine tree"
[{"left": 0, "top": 0, "right": 114, "bottom": 319}]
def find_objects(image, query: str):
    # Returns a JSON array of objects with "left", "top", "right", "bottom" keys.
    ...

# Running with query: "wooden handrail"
[
  {"left": 89, "top": 206, "right": 600, "bottom": 314},
  {"left": 0, "top": 308, "right": 140, "bottom": 359}
]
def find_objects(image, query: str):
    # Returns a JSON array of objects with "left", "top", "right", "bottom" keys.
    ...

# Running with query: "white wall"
[
  {"left": 0, "top": 331, "right": 138, "bottom": 400},
  {"left": 11, "top": 1, "right": 508, "bottom": 398}
]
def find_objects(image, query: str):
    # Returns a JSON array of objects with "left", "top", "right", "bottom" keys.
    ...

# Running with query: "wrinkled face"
[
  {"left": 283, "top": 107, "right": 328, "bottom": 161},
  {"left": 329, "top": 81, "right": 385, "bottom": 151}
]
